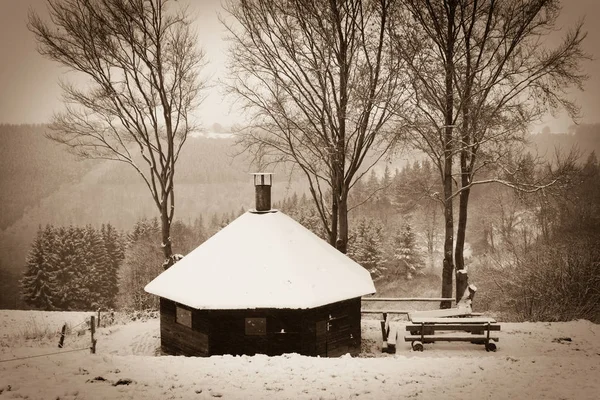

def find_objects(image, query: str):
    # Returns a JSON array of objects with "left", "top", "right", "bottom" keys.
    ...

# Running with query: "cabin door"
[
  {"left": 315, "top": 320, "right": 328, "bottom": 356},
  {"left": 316, "top": 313, "right": 350, "bottom": 357}
]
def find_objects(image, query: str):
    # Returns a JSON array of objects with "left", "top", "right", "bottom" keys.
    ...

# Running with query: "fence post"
[
  {"left": 58, "top": 324, "right": 66, "bottom": 348},
  {"left": 97, "top": 310, "right": 101, "bottom": 328},
  {"left": 90, "top": 316, "right": 97, "bottom": 354}
]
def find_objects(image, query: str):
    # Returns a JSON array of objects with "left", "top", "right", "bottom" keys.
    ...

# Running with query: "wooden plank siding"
[
  {"left": 207, "top": 309, "right": 304, "bottom": 357},
  {"left": 159, "top": 297, "right": 362, "bottom": 357},
  {"left": 159, "top": 298, "right": 209, "bottom": 356},
  {"left": 301, "top": 297, "right": 362, "bottom": 357}
]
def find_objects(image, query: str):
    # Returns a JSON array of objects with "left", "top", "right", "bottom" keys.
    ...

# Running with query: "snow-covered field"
[{"left": 0, "top": 310, "right": 598, "bottom": 399}]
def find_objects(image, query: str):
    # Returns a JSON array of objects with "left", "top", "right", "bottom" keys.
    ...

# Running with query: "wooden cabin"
[{"left": 144, "top": 174, "right": 375, "bottom": 357}]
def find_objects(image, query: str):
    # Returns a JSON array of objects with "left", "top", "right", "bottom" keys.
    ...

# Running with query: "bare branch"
[
  {"left": 30, "top": 0, "right": 207, "bottom": 266},
  {"left": 223, "top": 0, "right": 405, "bottom": 249}
]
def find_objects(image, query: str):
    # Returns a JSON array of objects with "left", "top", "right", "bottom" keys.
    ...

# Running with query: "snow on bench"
[{"left": 409, "top": 316, "right": 497, "bottom": 324}]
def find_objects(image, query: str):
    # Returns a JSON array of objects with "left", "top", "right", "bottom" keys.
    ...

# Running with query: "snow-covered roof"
[{"left": 144, "top": 211, "right": 375, "bottom": 309}]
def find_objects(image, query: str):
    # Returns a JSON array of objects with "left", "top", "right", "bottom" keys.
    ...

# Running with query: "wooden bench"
[
  {"left": 361, "top": 309, "right": 411, "bottom": 316},
  {"left": 404, "top": 316, "right": 500, "bottom": 352},
  {"left": 360, "top": 310, "right": 415, "bottom": 354},
  {"left": 359, "top": 296, "right": 465, "bottom": 354}
]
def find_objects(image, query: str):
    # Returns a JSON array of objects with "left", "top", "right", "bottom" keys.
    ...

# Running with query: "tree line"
[
  {"left": 278, "top": 151, "right": 600, "bottom": 321},
  {"left": 472, "top": 151, "right": 600, "bottom": 322},
  {"left": 276, "top": 162, "right": 435, "bottom": 282},
  {"left": 21, "top": 224, "right": 123, "bottom": 311},
  {"left": 20, "top": 151, "right": 599, "bottom": 320},
  {"left": 20, "top": 210, "right": 244, "bottom": 312}
]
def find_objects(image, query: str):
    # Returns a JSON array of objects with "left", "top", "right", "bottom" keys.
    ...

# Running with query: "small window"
[
  {"left": 245, "top": 317, "right": 266, "bottom": 335},
  {"left": 176, "top": 306, "right": 192, "bottom": 328}
]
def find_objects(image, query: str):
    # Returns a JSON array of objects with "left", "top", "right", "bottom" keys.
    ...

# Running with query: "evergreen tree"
[
  {"left": 290, "top": 192, "right": 299, "bottom": 209},
  {"left": 289, "top": 198, "right": 327, "bottom": 240},
  {"left": 382, "top": 165, "right": 392, "bottom": 190},
  {"left": 64, "top": 226, "right": 91, "bottom": 310},
  {"left": 101, "top": 223, "right": 124, "bottom": 309},
  {"left": 51, "top": 226, "right": 74, "bottom": 309},
  {"left": 193, "top": 216, "right": 207, "bottom": 244},
  {"left": 381, "top": 165, "right": 392, "bottom": 207},
  {"left": 348, "top": 218, "right": 387, "bottom": 279},
  {"left": 220, "top": 213, "right": 231, "bottom": 228},
  {"left": 82, "top": 225, "right": 109, "bottom": 309},
  {"left": 392, "top": 163, "right": 412, "bottom": 209},
  {"left": 22, "top": 222, "right": 128, "bottom": 311},
  {"left": 21, "top": 226, "right": 56, "bottom": 310},
  {"left": 365, "top": 169, "right": 380, "bottom": 201},
  {"left": 350, "top": 179, "right": 366, "bottom": 207},
  {"left": 392, "top": 222, "right": 423, "bottom": 280},
  {"left": 209, "top": 213, "right": 220, "bottom": 232},
  {"left": 127, "top": 218, "right": 147, "bottom": 243},
  {"left": 127, "top": 218, "right": 160, "bottom": 245},
  {"left": 170, "top": 220, "right": 202, "bottom": 255},
  {"left": 118, "top": 219, "right": 165, "bottom": 310}
]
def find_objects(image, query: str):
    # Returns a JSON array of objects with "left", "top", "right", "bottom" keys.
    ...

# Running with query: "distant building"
[{"left": 145, "top": 173, "right": 375, "bottom": 357}]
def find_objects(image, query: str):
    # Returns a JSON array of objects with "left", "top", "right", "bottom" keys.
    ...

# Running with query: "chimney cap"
[
  {"left": 251, "top": 172, "right": 273, "bottom": 186},
  {"left": 251, "top": 172, "right": 274, "bottom": 213}
]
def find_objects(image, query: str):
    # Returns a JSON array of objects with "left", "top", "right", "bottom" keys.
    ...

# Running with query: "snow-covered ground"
[{"left": 0, "top": 310, "right": 598, "bottom": 399}]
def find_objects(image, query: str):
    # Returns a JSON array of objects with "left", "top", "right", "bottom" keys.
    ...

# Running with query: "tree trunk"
[
  {"left": 161, "top": 200, "right": 174, "bottom": 270},
  {"left": 441, "top": 196, "right": 454, "bottom": 308},
  {"left": 456, "top": 8, "right": 475, "bottom": 303},
  {"left": 330, "top": 183, "right": 339, "bottom": 248},
  {"left": 334, "top": 0, "right": 347, "bottom": 253},
  {"left": 440, "top": 0, "right": 457, "bottom": 309},
  {"left": 337, "top": 190, "right": 349, "bottom": 254},
  {"left": 455, "top": 187, "right": 471, "bottom": 301}
]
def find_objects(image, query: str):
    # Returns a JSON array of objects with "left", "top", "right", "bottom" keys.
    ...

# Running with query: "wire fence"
[
  {"left": 0, "top": 314, "right": 95, "bottom": 364},
  {"left": 0, "top": 347, "right": 89, "bottom": 364},
  {"left": 69, "top": 318, "right": 90, "bottom": 330}
]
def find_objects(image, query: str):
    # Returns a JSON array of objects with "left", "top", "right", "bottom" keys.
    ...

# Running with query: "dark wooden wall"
[
  {"left": 300, "top": 297, "right": 362, "bottom": 357},
  {"left": 159, "top": 297, "right": 362, "bottom": 358},
  {"left": 159, "top": 298, "right": 209, "bottom": 356},
  {"left": 208, "top": 308, "right": 304, "bottom": 356}
]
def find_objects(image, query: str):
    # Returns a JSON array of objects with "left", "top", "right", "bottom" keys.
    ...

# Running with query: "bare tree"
[
  {"left": 29, "top": 0, "right": 207, "bottom": 268},
  {"left": 223, "top": 0, "right": 407, "bottom": 253},
  {"left": 392, "top": 0, "right": 588, "bottom": 306}
]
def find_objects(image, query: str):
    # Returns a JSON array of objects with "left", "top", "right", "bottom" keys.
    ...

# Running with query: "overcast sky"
[{"left": 0, "top": 0, "right": 598, "bottom": 133}]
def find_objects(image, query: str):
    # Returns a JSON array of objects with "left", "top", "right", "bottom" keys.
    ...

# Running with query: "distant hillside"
[
  {"left": 528, "top": 123, "right": 600, "bottom": 161},
  {"left": 96, "top": 134, "right": 256, "bottom": 185},
  {"left": 0, "top": 126, "right": 306, "bottom": 309},
  {"left": 0, "top": 124, "right": 305, "bottom": 232},
  {"left": 0, "top": 124, "right": 98, "bottom": 230}
]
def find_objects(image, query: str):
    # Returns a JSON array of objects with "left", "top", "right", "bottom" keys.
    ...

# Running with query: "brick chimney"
[{"left": 251, "top": 173, "right": 273, "bottom": 213}]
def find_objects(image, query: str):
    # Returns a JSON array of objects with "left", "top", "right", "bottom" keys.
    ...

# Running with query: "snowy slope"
[{"left": 0, "top": 311, "right": 599, "bottom": 399}]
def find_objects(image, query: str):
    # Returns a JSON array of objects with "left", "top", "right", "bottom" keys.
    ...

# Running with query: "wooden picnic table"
[{"left": 404, "top": 315, "right": 500, "bottom": 352}]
